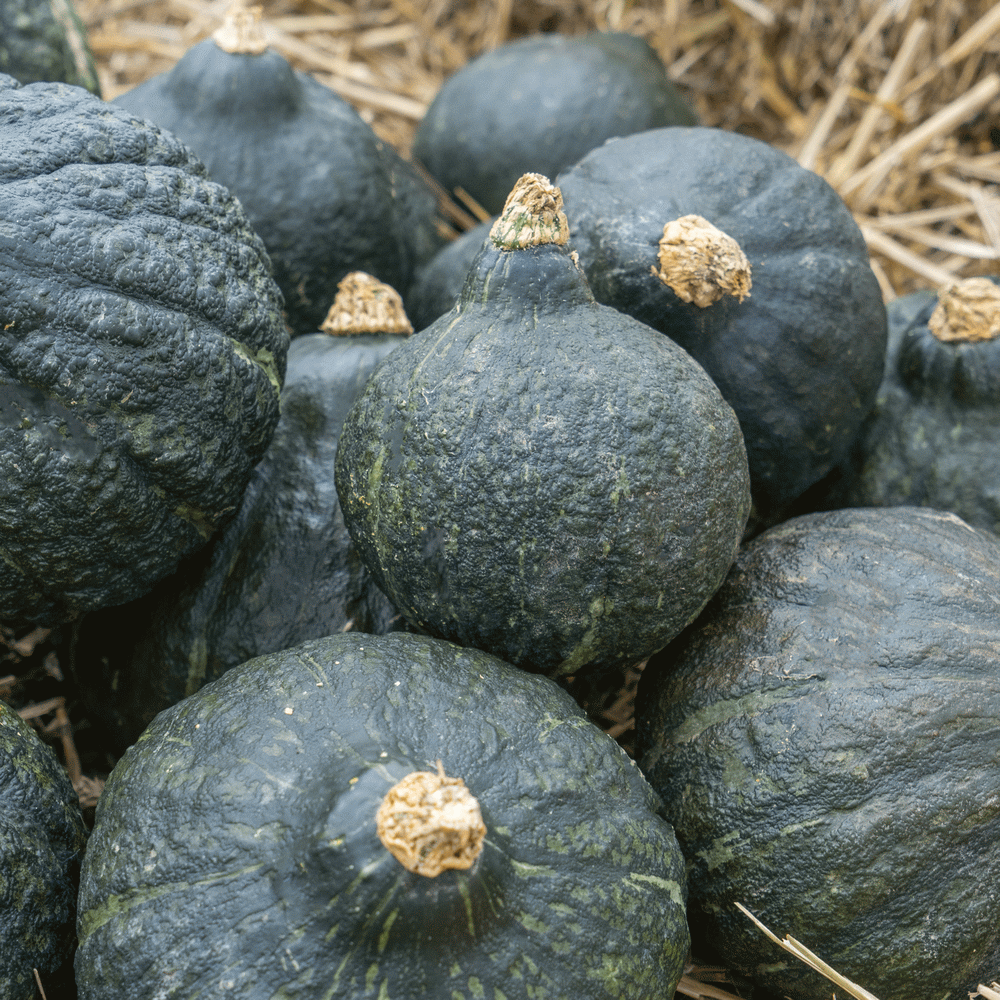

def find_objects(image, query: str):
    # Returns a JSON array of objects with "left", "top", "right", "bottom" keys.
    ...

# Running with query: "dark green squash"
[
  {"left": 0, "top": 0, "right": 100, "bottom": 94},
  {"left": 75, "top": 630, "right": 690, "bottom": 1000},
  {"left": 556, "top": 126, "right": 888, "bottom": 528},
  {"left": 0, "top": 74, "right": 288, "bottom": 627},
  {"left": 67, "top": 274, "right": 411, "bottom": 754},
  {"left": 1, "top": 700, "right": 88, "bottom": 1000},
  {"left": 829, "top": 276, "right": 1000, "bottom": 535},
  {"left": 413, "top": 30, "right": 698, "bottom": 216},
  {"left": 334, "top": 174, "right": 750, "bottom": 682},
  {"left": 636, "top": 505, "right": 1000, "bottom": 1000},
  {"left": 112, "top": 7, "right": 447, "bottom": 336}
]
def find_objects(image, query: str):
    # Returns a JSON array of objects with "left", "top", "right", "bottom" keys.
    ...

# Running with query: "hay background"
[{"left": 74, "top": 0, "right": 1000, "bottom": 302}]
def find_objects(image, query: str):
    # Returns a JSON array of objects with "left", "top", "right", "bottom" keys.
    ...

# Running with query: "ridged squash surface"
[
  {"left": 334, "top": 227, "right": 750, "bottom": 679},
  {"left": 637, "top": 505, "right": 1000, "bottom": 1000},
  {"left": 75, "top": 631, "right": 690, "bottom": 1000},
  {"left": 0, "top": 75, "right": 287, "bottom": 625}
]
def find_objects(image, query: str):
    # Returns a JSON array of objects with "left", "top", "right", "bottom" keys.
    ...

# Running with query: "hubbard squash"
[
  {"left": 0, "top": 74, "right": 287, "bottom": 626},
  {"left": 412, "top": 30, "right": 698, "bottom": 216},
  {"left": 828, "top": 276, "right": 1000, "bottom": 535},
  {"left": 636, "top": 505, "right": 1000, "bottom": 1000},
  {"left": 113, "top": 6, "right": 446, "bottom": 336},
  {"left": 1, "top": 699, "right": 88, "bottom": 1000},
  {"left": 68, "top": 274, "right": 410, "bottom": 753},
  {"left": 75, "top": 630, "right": 691, "bottom": 1000},
  {"left": 556, "top": 127, "right": 888, "bottom": 527},
  {"left": 334, "top": 174, "right": 750, "bottom": 682}
]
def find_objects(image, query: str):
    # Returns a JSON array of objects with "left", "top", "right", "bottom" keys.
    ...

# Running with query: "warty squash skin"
[
  {"left": 334, "top": 175, "right": 751, "bottom": 682},
  {"left": 636, "top": 505, "right": 1000, "bottom": 1000},
  {"left": 1, "top": 700, "right": 88, "bottom": 1000},
  {"left": 556, "top": 127, "right": 888, "bottom": 528},
  {"left": 412, "top": 31, "right": 698, "bottom": 216},
  {"left": 68, "top": 283, "right": 411, "bottom": 754},
  {"left": 0, "top": 74, "right": 288, "bottom": 626},
  {"left": 113, "top": 15, "right": 446, "bottom": 336},
  {"left": 75, "top": 630, "right": 691, "bottom": 1000}
]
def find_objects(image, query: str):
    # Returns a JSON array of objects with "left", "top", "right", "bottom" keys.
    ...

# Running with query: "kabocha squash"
[
  {"left": 556, "top": 126, "right": 888, "bottom": 527},
  {"left": 0, "top": 75, "right": 287, "bottom": 626},
  {"left": 636, "top": 505, "right": 1000, "bottom": 1000},
  {"left": 334, "top": 174, "right": 750, "bottom": 682},
  {"left": 0, "top": 0, "right": 100, "bottom": 94},
  {"left": 829, "top": 276, "right": 1000, "bottom": 535},
  {"left": 113, "top": 6, "right": 446, "bottom": 336},
  {"left": 412, "top": 30, "right": 698, "bottom": 216},
  {"left": 75, "top": 630, "right": 691, "bottom": 1000},
  {"left": 1, "top": 700, "right": 88, "bottom": 1000},
  {"left": 68, "top": 274, "right": 410, "bottom": 753}
]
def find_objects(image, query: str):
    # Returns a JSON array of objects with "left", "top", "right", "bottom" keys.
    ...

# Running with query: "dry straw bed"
[{"left": 74, "top": 0, "right": 1000, "bottom": 300}]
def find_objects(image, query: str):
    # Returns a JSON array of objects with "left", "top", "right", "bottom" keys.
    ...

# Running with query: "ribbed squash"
[
  {"left": 0, "top": 74, "right": 287, "bottom": 626},
  {"left": 75, "top": 631, "right": 690, "bottom": 1000},
  {"left": 637, "top": 505, "right": 1000, "bottom": 1000}
]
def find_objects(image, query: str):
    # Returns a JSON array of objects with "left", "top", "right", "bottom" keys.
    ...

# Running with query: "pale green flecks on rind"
[
  {"left": 231, "top": 340, "right": 282, "bottom": 399},
  {"left": 78, "top": 863, "right": 266, "bottom": 940},
  {"left": 671, "top": 681, "right": 823, "bottom": 744}
]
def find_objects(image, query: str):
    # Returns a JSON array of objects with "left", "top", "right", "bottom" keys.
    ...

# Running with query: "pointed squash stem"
[
  {"left": 212, "top": 2, "right": 269, "bottom": 55},
  {"left": 653, "top": 214, "right": 752, "bottom": 308},
  {"left": 376, "top": 761, "right": 486, "bottom": 877},
  {"left": 928, "top": 277, "right": 1000, "bottom": 344},
  {"left": 490, "top": 173, "right": 570, "bottom": 249},
  {"left": 320, "top": 271, "right": 413, "bottom": 336}
]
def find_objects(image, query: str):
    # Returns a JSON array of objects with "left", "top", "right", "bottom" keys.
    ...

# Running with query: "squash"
[
  {"left": 113, "top": 7, "right": 447, "bottom": 336},
  {"left": 0, "top": 74, "right": 288, "bottom": 627},
  {"left": 0, "top": 0, "right": 100, "bottom": 94},
  {"left": 829, "top": 276, "right": 1000, "bottom": 535},
  {"left": 556, "top": 126, "right": 888, "bottom": 527},
  {"left": 1, "top": 699, "right": 88, "bottom": 1000},
  {"left": 334, "top": 174, "right": 750, "bottom": 682},
  {"left": 75, "top": 630, "right": 691, "bottom": 1000},
  {"left": 636, "top": 505, "right": 1000, "bottom": 1000},
  {"left": 68, "top": 274, "right": 411, "bottom": 754},
  {"left": 405, "top": 216, "right": 495, "bottom": 331},
  {"left": 412, "top": 30, "right": 698, "bottom": 216}
]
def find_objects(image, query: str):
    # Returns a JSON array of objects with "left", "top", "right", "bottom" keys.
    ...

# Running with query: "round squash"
[
  {"left": 1, "top": 699, "right": 88, "bottom": 1000},
  {"left": 334, "top": 174, "right": 750, "bottom": 681},
  {"left": 75, "top": 630, "right": 690, "bottom": 1000},
  {"left": 636, "top": 505, "right": 1000, "bottom": 1000},
  {"left": 832, "top": 276, "right": 1000, "bottom": 535},
  {"left": 556, "top": 126, "right": 888, "bottom": 527},
  {"left": 68, "top": 274, "right": 411, "bottom": 753},
  {"left": 113, "top": 8, "right": 446, "bottom": 336},
  {"left": 0, "top": 74, "right": 287, "bottom": 626},
  {"left": 413, "top": 30, "right": 698, "bottom": 216},
  {"left": 0, "top": 0, "right": 100, "bottom": 94}
]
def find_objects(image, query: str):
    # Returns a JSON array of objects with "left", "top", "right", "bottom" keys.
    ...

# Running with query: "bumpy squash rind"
[
  {"left": 76, "top": 631, "right": 690, "bottom": 1000},
  {"left": 637, "top": 505, "right": 1000, "bottom": 1000},
  {"left": 1, "top": 700, "right": 88, "bottom": 1000},
  {"left": 69, "top": 332, "right": 404, "bottom": 753},
  {"left": 557, "top": 127, "right": 887, "bottom": 524},
  {"left": 334, "top": 234, "right": 750, "bottom": 679},
  {"left": 113, "top": 39, "right": 445, "bottom": 336},
  {"left": 0, "top": 75, "right": 288, "bottom": 625}
]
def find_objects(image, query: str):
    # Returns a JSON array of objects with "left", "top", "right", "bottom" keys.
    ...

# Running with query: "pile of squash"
[{"left": 2, "top": 4, "right": 999, "bottom": 1000}]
